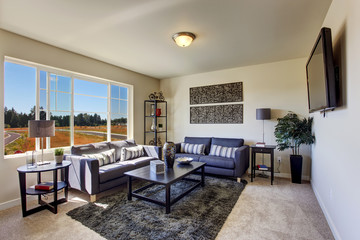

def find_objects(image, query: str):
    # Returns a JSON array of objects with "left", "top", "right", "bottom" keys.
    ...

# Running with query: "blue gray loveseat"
[
  {"left": 175, "top": 137, "right": 249, "bottom": 181},
  {"left": 64, "top": 140, "right": 161, "bottom": 201}
]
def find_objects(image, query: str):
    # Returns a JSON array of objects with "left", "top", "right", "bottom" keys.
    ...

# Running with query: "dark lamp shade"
[
  {"left": 28, "top": 120, "right": 55, "bottom": 138},
  {"left": 256, "top": 108, "right": 271, "bottom": 120}
]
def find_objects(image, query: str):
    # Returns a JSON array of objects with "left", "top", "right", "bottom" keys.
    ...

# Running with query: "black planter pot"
[{"left": 290, "top": 155, "right": 303, "bottom": 184}]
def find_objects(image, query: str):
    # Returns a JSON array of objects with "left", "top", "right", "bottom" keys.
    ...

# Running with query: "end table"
[
  {"left": 250, "top": 145, "right": 276, "bottom": 185},
  {"left": 17, "top": 161, "right": 71, "bottom": 217}
]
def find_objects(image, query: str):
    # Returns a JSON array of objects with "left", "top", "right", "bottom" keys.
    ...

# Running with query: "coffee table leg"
[
  {"left": 166, "top": 184, "right": 170, "bottom": 214},
  {"left": 201, "top": 166, "right": 205, "bottom": 187},
  {"left": 127, "top": 176, "right": 132, "bottom": 201}
]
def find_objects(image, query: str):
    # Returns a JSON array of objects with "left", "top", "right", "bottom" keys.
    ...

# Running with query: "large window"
[{"left": 4, "top": 58, "right": 131, "bottom": 156}]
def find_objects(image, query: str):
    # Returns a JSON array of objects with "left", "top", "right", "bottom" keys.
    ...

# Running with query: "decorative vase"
[
  {"left": 156, "top": 108, "right": 161, "bottom": 116},
  {"left": 150, "top": 118, "right": 156, "bottom": 131},
  {"left": 55, "top": 155, "right": 63, "bottom": 164},
  {"left": 163, "top": 142, "right": 176, "bottom": 169},
  {"left": 150, "top": 104, "right": 155, "bottom": 116},
  {"left": 290, "top": 155, "right": 303, "bottom": 184}
]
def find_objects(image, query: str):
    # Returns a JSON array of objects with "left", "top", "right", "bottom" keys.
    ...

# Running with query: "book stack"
[
  {"left": 35, "top": 182, "right": 54, "bottom": 191},
  {"left": 257, "top": 164, "right": 268, "bottom": 170},
  {"left": 256, "top": 142, "right": 266, "bottom": 147}
]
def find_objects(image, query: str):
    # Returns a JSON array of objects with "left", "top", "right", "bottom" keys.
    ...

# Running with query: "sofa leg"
[
  {"left": 237, "top": 178, "right": 241, "bottom": 183},
  {"left": 90, "top": 194, "right": 97, "bottom": 202}
]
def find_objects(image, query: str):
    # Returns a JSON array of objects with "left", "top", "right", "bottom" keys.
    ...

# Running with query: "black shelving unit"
[{"left": 144, "top": 100, "right": 167, "bottom": 146}]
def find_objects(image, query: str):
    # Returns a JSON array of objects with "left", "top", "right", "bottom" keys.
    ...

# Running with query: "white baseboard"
[
  {"left": 311, "top": 181, "right": 341, "bottom": 240},
  {"left": 247, "top": 169, "right": 310, "bottom": 181},
  {"left": 0, "top": 198, "right": 21, "bottom": 211}
]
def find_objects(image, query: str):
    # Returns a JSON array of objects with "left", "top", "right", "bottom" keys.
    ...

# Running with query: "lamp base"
[{"left": 37, "top": 161, "right": 51, "bottom": 166}]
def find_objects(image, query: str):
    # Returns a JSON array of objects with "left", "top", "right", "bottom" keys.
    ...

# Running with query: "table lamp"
[
  {"left": 28, "top": 120, "right": 55, "bottom": 165},
  {"left": 256, "top": 108, "right": 271, "bottom": 146}
]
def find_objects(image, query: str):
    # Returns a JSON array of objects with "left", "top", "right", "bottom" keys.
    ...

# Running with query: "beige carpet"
[{"left": 0, "top": 176, "right": 334, "bottom": 240}]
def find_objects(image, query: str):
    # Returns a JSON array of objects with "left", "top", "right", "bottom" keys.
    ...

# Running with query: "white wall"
[
  {"left": 160, "top": 58, "right": 311, "bottom": 179},
  {"left": 311, "top": 0, "right": 360, "bottom": 239},
  {"left": 0, "top": 29, "right": 159, "bottom": 208}
]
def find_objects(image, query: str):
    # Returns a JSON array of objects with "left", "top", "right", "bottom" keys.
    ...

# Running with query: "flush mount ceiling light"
[{"left": 172, "top": 32, "right": 196, "bottom": 47}]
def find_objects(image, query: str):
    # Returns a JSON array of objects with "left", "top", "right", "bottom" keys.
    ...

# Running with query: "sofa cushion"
[
  {"left": 82, "top": 149, "right": 116, "bottom": 166},
  {"left": 211, "top": 137, "right": 244, "bottom": 147},
  {"left": 209, "top": 144, "right": 239, "bottom": 159},
  {"left": 199, "top": 155, "right": 235, "bottom": 169},
  {"left": 175, "top": 153, "right": 201, "bottom": 162},
  {"left": 120, "top": 145, "right": 144, "bottom": 161},
  {"left": 71, "top": 142, "right": 110, "bottom": 155},
  {"left": 99, "top": 156, "right": 154, "bottom": 183},
  {"left": 180, "top": 143, "right": 205, "bottom": 155},
  {"left": 108, "top": 139, "right": 137, "bottom": 161},
  {"left": 184, "top": 137, "right": 212, "bottom": 155}
]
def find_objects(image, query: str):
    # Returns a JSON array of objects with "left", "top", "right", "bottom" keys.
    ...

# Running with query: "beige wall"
[
  {"left": 311, "top": 0, "right": 360, "bottom": 239},
  {"left": 160, "top": 58, "right": 311, "bottom": 179},
  {"left": 0, "top": 29, "right": 159, "bottom": 208}
]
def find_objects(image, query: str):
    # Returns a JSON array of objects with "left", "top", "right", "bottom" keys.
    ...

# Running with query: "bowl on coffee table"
[{"left": 176, "top": 157, "right": 193, "bottom": 165}]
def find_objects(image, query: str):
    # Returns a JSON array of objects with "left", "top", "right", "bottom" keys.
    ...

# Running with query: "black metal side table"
[
  {"left": 250, "top": 145, "right": 276, "bottom": 185},
  {"left": 17, "top": 161, "right": 71, "bottom": 217}
]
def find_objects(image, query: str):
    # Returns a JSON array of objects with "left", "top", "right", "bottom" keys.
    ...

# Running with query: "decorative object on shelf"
[
  {"left": 150, "top": 119, "right": 156, "bottom": 131},
  {"left": 26, "top": 151, "right": 37, "bottom": 169},
  {"left": 149, "top": 137, "right": 162, "bottom": 146},
  {"left": 148, "top": 91, "right": 165, "bottom": 101},
  {"left": 156, "top": 108, "right": 162, "bottom": 116},
  {"left": 274, "top": 112, "right": 315, "bottom": 184},
  {"left": 158, "top": 123, "right": 163, "bottom": 131},
  {"left": 172, "top": 32, "right": 196, "bottom": 47},
  {"left": 150, "top": 160, "right": 165, "bottom": 174},
  {"left": 190, "top": 104, "right": 243, "bottom": 124},
  {"left": 54, "top": 148, "right": 64, "bottom": 164},
  {"left": 190, "top": 82, "right": 243, "bottom": 105},
  {"left": 157, "top": 137, "right": 162, "bottom": 147},
  {"left": 256, "top": 108, "right": 271, "bottom": 146},
  {"left": 28, "top": 120, "right": 55, "bottom": 165},
  {"left": 150, "top": 104, "right": 155, "bottom": 116},
  {"left": 163, "top": 142, "right": 176, "bottom": 168}
]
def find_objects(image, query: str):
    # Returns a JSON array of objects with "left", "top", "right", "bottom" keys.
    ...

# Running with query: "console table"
[
  {"left": 250, "top": 145, "right": 276, "bottom": 185},
  {"left": 17, "top": 161, "right": 71, "bottom": 217}
]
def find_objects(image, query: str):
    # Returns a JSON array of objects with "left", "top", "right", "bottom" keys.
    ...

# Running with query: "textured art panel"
[
  {"left": 190, "top": 104, "right": 243, "bottom": 124},
  {"left": 190, "top": 82, "right": 243, "bottom": 105}
]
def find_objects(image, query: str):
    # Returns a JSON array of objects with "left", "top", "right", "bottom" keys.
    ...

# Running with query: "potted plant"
[
  {"left": 274, "top": 112, "right": 315, "bottom": 184},
  {"left": 54, "top": 148, "right": 64, "bottom": 164}
]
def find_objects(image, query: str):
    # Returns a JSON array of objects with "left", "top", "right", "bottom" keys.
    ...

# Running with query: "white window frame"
[{"left": 3, "top": 56, "right": 133, "bottom": 157}]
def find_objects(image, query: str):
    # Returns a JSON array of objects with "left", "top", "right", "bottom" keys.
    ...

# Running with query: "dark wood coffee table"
[{"left": 124, "top": 161, "right": 205, "bottom": 214}]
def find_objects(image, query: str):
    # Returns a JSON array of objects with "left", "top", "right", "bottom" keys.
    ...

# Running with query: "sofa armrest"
[
  {"left": 234, "top": 145, "right": 250, "bottom": 178},
  {"left": 141, "top": 145, "right": 162, "bottom": 159},
  {"left": 64, "top": 154, "right": 100, "bottom": 195}
]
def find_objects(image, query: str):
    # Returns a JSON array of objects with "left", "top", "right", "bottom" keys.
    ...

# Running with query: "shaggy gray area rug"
[{"left": 67, "top": 176, "right": 247, "bottom": 240}]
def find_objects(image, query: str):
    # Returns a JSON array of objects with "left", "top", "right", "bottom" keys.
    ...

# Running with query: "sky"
[{"left": 4, "top": 61, "right": 128, "bottom": 119}]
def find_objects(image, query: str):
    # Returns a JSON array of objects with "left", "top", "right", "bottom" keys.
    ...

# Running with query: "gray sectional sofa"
[
  {"left": 175, "top": 137, "right": 249, "bottom": 181},
  {"left": 64, "top": 139, "right": 161, "bottom": 201}
]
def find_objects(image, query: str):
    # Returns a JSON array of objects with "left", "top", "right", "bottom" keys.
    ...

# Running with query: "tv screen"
[{"left": 306, "top": 27, "right": 337, "bottom": 113}]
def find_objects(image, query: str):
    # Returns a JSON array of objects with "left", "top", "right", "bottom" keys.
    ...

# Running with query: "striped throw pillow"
[
  {"left": 120, "top": 145, "right": 144, "bottom": 161},
  {"left": 82, "top": 149, "right": 115, "bottom": 166},
  {"left": 209, "top": 145, "right": 239, "bottom": 159},
  {"left": 180, "top": 143, "right": 205, "bottom": 155}
]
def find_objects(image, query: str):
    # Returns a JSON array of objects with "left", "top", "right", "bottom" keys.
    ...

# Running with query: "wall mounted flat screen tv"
[{"left": 306, "top": 27, "right": 337, "bottom": 113}]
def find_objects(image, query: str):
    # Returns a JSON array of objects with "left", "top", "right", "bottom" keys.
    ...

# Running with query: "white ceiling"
[{"left": 0, "top": 0, "right": 332, "bottom": 79}]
